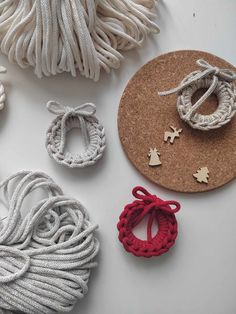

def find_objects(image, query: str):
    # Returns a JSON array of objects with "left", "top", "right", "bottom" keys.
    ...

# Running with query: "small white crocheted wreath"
[
  {"left": 158, "top": 59, "right": 236, "bottom": 131},
  {"left": 46, "top": 101, "right": 106, "bottom": 168}
]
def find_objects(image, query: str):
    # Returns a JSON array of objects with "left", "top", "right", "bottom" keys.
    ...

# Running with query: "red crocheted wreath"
[{"left": 117, "top": 186, "right": 181, "bottom": 258}]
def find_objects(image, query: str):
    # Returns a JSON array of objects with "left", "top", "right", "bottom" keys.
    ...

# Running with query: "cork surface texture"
[{"left": 118, "top": 50, "right": 236, "bottom": 193}]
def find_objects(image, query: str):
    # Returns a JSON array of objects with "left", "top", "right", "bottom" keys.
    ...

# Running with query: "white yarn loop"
[
  {"left": 0, "top": 246, "right": 30, "bottom": 283},
  {"left": 0, "top": 66, "right": 6, "bottom": 110},
  {"left": 47, "top": 100, "right": 97, "bottom": 118},
  {"left": 0, "top": 170, "right": 99, "bottom": 314},
  {"left": 0, "top": 0, "right": 159, "bottom": 80},
  {"left": 158, "top": 59, "right": 236, "bottom": 130},
  {"left": 46, "top": 101, "right": 106, "bottom": 168}
]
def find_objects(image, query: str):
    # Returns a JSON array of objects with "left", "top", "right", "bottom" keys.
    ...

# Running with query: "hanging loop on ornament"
[
  {"left": 47, "top": 101, "right": 96, "bottom": 117},
  {"left": 158, "top": 59, "right": 236, "bottom": 131},
  {"left": 132, "top": 186, "right": 180, "bottom": 213}
]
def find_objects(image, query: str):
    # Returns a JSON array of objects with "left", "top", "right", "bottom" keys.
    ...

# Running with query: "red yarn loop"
[
  {"left": 132, "top": 186, "right": 180, "bottom": 214},
  {"left": 117, "top": 186, "right": 181, "bottom": 258}
]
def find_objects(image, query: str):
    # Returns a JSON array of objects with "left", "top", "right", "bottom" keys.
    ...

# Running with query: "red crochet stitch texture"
[{"left": 117, "top": 186, "right": 181, "bottom": 258}]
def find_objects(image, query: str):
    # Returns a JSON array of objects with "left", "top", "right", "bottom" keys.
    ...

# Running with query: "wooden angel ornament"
[{"left": 148, "top": 148, "right": 161, "bottom": 167}]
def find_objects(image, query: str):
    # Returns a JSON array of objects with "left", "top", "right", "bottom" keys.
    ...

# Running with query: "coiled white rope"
[
  {"left": 46, "top": 101, "right": 106, "bottom": 168},
  {"left": 158, "top": 59, "right": 236, "bottom": 131},
  {"left": 0, "top": 170, "right": 99, "bottom": 314},
  {"left": 0, "top": 0, "right": 159, "bottom": 79}
]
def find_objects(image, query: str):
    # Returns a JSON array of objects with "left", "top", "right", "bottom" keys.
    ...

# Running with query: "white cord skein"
[
  {"left": 0, "top": 0, "right": 159, "bottom": 80},
  {"left": 0, "top": 170, "right": 99, "bottom": 314}
]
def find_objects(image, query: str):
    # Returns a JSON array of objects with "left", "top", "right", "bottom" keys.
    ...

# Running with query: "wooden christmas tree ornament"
[{"left": 193, "top": 167, "right": 209, "bottom": 184}]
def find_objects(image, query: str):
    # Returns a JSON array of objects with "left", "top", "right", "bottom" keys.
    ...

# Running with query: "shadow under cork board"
[{"left": 118, "top": 50, "right": 236, "bottom": 193}]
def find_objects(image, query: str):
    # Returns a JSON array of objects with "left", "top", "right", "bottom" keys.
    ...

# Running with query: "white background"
[{"left": 0, "top": 1, "right": 236, "bottom": 313}]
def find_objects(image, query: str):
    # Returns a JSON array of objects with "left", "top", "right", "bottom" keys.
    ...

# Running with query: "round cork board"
[{"left": 118, "top": 50, "right": 236, "bottom": 193}]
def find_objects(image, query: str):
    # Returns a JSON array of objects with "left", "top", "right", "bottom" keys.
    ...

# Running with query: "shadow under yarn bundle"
[
  {"left": 0, "top": 171, "right": 99, "bottom": 314},
  {"left": 0, "top": 0, "right": 159, "bottom": 79}
]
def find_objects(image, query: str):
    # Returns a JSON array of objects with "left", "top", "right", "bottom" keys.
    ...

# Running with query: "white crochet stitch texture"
[
  {"left": 46, "top": 101, "right": 106, "bottom": 168},
  {"left": 0, "top": 170, "right": 99, "bottom": 314},
  {"left": 159, "top": 59, "right": 236, "bottom": 131},
  {"left": 0, "top": 0, "right": 159, "bottom": 79}
]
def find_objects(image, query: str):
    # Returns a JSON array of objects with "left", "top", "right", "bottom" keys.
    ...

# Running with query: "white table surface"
[{"left": 0, "top": 1, "right": 235, "bottom": 313}]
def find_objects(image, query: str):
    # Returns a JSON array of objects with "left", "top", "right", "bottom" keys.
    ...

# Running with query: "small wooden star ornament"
[
  {"left": 164, "top": 126, "right": 182, "bottom": 144},
  {"left": 148, "top": 148, "right": 161, "bottom": 167},
  {"left": 193, "top": 167, "right": 209, "bottom": 184}
]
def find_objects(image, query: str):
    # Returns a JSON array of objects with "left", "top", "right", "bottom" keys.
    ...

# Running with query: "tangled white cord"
[
  {"left": 0, "top": 170, "right": 99, "bottom": 314},
  {"left": 0, "top": 0, "right": 159, "bottom": 79},
  {"left": 46, "top": 101, "right": 106, "bottom": 168},
  {"left": 158, "top": 59, "right": 236, "bottom": 131}
]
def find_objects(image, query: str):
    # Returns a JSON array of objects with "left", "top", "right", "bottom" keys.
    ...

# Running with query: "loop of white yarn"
[
  {"left": 0, "top": 66, "right": 6, "bottom": 110},
  {"left": 0, "top": 170, "right": 99, "bottom": 314},
  {"left": 158, "top": 59, "right": 236, "bottom": 130},
  {"left": 46, "top": 101, "right": 106, "bottom": 168},
  {"left": 0, "top": 0, "right": 159, "bottom": 80}
]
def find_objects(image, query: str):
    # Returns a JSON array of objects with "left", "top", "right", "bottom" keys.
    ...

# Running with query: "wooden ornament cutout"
[
  {"left": 148, "top": 148, "right": 161, "bottom": 167},
  {"left": 164, "top": 126, "right": 182, "bottom": 144},
  {"left": 118, "top": 50, "right": 236, "bottom": 193},
  {"left": 193, "top": 167, "right": 209, "bottom": 184}
]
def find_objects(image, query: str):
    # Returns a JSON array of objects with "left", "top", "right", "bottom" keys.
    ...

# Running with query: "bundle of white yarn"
[
  {"left": 0, "top": 171, "right": 99, "bottom": 314},
  {"left": 0, "top": 0, "right": 159, "bottom": 79}
]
